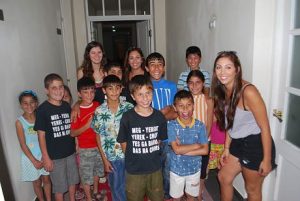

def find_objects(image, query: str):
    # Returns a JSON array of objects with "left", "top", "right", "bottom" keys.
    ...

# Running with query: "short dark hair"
[
  {"left": 145, "top": 52, "right": 165, "bottom": 66},
  {"left": 174, "top": 90, "right": 194, "bottom": 104},
  {"left": 18, "top": 90, "right": 38, "bottom": 104},
  {"left": 102, "top": 75, "right": 122, "bottom": 88},
  {"left": 187, "top": 70, "right": 205, "bottom": 83},
  {"left": 129, "top": 75, "right": 153, "bottom": 94},
  {"left": 186, "top": 46, "right": 202, "bottom": 58},
  {"left": 77, "top": 77, "right": 95, "bottom": 91},
  {"left": 44, "top": 73, "right": 63, "bottom": 89},
  {"left": 104, "top": 61, "right": 122, "bottom": 73}
]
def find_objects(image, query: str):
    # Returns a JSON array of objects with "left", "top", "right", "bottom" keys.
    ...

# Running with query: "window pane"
[
  {"left": 104, "top": 0, "right": 119, "bottom": 16},
  {"left": 136, "top": 0, "right": 150, "bottom": 15},
  {"left": 121, "top": 0, "right": 135, "bottom": 15},
  {"left": 294, "top": 0, "right": 300, "bottom": 28},
  {"left": 286, "top": 93, "right": 300, "bottom": 148},
  {"left": 88, "top": 0, "right": 103, "bottom": 16},
  {"left": 290, "top": 36, "right": 300, "bottom": 88}
]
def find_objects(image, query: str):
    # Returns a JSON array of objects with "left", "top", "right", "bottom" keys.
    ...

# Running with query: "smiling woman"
[
  {"left": 77, "top": 41, "right": 107, "bottom": 88},
  {"left": 211, "top": 51, "right": 276, "bottom": 201}
]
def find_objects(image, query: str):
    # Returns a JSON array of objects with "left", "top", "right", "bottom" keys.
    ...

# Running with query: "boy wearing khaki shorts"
[{"left": 71, "top": 77, "right": 104, "bottom": 201}]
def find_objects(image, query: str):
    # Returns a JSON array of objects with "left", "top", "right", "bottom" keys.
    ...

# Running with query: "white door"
[
  {"left": 271, "top": 0, "right": 300, "bottom": 200},
  {"left": 136, "top": 20, "right": 151, "bottom": 57}
]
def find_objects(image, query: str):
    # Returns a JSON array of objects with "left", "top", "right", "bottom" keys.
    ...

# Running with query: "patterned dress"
[{"left": 18, "top": 116, "right": 48, "bottom": 181}]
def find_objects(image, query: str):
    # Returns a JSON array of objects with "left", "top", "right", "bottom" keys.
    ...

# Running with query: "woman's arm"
[
  {"left": 77, "top": 68, "right": 84, "bottom": 79},
  {"left": 244, "top": 85, "right": 273, "bottom": 176}
]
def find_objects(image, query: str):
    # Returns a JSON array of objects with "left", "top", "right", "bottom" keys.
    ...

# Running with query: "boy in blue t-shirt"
[
  {"left": 145, "top": 52, "right": 177, "bottom": 200},
  {"left": 168, "top": 90, "right": 208, "bottom": 200}
]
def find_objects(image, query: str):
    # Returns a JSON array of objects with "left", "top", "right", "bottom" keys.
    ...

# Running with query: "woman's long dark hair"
[
  {"left": 80, "top": 41, "right": 107, "bottom": 79},
  {"left": 211, "top": 51, "right": 243, "bottom": 131},
  {"left": 123, "top": 47, "right": 146, "bottom": 85}
]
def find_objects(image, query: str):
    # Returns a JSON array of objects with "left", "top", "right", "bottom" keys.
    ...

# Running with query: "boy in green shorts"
[{"left": 117, "top": 75, "right": 168, "bottom": 201}]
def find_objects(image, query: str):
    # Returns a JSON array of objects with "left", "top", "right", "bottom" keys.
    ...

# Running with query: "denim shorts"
[{"left": 230, "top": 134, "right": 277, "bottom": 171}]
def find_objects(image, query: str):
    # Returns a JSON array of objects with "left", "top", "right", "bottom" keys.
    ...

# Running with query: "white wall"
[
  {"left": 0, "top": 0, "right": 67, "bottom": 200},
  {"left": 165, "top": 0, "right": 255, "bottom": 84}
]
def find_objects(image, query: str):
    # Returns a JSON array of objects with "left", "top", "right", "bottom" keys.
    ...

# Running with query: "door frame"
[{"left": 85, "top": 0, "right": 155, "bottom": 54}]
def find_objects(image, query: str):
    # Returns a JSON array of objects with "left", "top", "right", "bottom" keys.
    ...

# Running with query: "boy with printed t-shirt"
[
  {"left": 168, "top": 90, "right": 208, "bottom": 201},
  {"left": 177, "top": 46, "right": 211, "bottom": 95},
  {"left": 92, "top": 75, "right": 134, "bottom": 201},
  {"left": 70, "top": 77, "right": 104, "bottom": 201},
  {"left": 117, "top": 75, "right": 167, "bottom": 201},
  {"left": 34, "top": 73, "right": 79, "bottom": 201}
]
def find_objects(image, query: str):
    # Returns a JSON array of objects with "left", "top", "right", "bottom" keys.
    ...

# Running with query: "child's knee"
[{"left": 42, "top": 175, "right": 51, "bottom": 185}]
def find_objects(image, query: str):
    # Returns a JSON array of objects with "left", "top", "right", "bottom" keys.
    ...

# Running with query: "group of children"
[{"left": 16, "top": 45, "right": 226, "bottom": 201}]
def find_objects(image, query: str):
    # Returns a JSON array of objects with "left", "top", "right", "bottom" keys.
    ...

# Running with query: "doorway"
[{"left": 91, "top": 20, "right": 151, "bottom": 63}]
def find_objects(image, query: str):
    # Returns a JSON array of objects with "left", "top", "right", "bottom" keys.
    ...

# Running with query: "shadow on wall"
[{"left": 0, "top": 131, "right": 15, "bottom": 200}]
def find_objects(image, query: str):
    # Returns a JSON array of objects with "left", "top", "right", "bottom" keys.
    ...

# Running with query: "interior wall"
[
  {"left": 0, "top": 0, "right": 68, "bottom": 200},
  {"left": 165, "top": 0, "right": 255, "bottom": 84}
]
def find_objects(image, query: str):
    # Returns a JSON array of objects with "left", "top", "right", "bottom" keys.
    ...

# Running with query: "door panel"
[{"left": 272, "top": 0, "right": 300, "bottom": 200}]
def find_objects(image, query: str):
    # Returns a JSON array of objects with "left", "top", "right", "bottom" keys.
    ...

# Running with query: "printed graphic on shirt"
[
  {"left": 152, "top": 88, "right": 172, "bottom": 110},
  {"left": 50, "top": 113, "right": 71, "bottom": 138},
  {"left": 131, "top": 126, "right": 160, "bottom": 154}
]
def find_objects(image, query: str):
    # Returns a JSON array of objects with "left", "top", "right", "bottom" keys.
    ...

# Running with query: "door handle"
[{"left": 273, "top": 109, "right": 283, "bottom": 123}]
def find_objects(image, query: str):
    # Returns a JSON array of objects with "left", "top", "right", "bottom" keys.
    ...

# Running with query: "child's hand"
[
  {"left": 219, "top": 148, "right": 229, "bottom": 168},
  {"left": 33, "top": 159, "right": 43, "bottom": 169},
  {"left": 175, "top": 137, "right": 181, "bottom": 145},
  {"left": 43, "top": 157, "right": 53, "bottom": 172},
  {"left": 103, "top": 160, "right": 113, "bottom": 173},
  {"left": 71, "top": 102, "right": 81, "bottom": 122}
]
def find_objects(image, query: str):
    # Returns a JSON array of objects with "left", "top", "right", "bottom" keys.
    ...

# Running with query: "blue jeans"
[
  {"left": 161, "top": 141, "right": 171, "bottom": 199},
  {"left": 108, "top": 159, "right": 126, "bottom": 201}
]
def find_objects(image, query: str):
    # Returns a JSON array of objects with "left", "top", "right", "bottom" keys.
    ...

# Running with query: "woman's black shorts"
[{"left": 230, "top": 134, "right": 277, "bottom": 171}]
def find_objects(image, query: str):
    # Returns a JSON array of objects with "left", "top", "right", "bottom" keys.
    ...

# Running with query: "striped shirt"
[
  {"left": 193, "top": 94, "right": 208, "bottom": 125},
  {"left": 177, "top": 68, "right": 211, "bottom": 90}
]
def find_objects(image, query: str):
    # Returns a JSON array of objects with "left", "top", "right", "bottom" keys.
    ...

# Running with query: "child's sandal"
[{"left": 92, "top": 192, "right": 102, "bottom": 201}]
